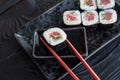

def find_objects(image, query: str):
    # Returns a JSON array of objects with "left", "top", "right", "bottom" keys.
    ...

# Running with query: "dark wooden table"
[
  {"left": 0, "top": 0, "right": 61, "bottom": 80},
  {"left": 0, "top": 0, "right": 120, "bottom": 80}
]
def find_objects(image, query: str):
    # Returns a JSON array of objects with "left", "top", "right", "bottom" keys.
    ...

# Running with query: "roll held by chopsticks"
[{"left": 40, "top": 27, "right": 100, "bottom": 80}]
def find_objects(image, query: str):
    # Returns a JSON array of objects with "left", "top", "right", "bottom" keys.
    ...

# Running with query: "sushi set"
[
  {"left": 63, "top": 0, "right": 117, "bottom": 26},
  {"left": 15, "top": 0, "right": 120, "bottom": 80}
]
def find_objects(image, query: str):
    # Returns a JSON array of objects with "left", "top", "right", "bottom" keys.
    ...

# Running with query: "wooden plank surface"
[{"left": 0, "top": 0, "right": 61, "bottom": 80}]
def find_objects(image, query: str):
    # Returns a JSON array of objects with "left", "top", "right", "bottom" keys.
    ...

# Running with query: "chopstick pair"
[{"left": 40, "top": 37, "right": 100, "bottom": 80}]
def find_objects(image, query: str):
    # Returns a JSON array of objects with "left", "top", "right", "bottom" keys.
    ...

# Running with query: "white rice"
[
  {"left": 99, "top": 9, "right": 117, "bottom": 24},
  {"left": 43, "top": 28, "right": 67, "bottom": 46},
  {"left": 82, "top": 10, "right": 99, "bottom": 26},
  {"left": 80, "top": 0, "right": 97, "bottom": 10},
  {"left": 97, "top": 0, "right": 115, "bottom": 9},
  {"left": 63, "top": 10, "right": 81, "bottom": 25}
]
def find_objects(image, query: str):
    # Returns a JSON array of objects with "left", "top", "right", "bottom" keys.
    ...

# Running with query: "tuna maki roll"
[
  {"left": 82, "top": 10, "right": 99, "bottom": 26},
  {"left": 80, "top": 0, "right": 97, "bottom": 10},
  {"left": 63, "top": 10, "right": 81, "bottom": 25},
  {"left": 97, "top": 0, "right": 115, "bottom": 9},
  {"left": 43, "top": 28, "right": 67, "bottom": 46},
  {"left": 99, "top": 9, "right": 117, "bottom": 24}
]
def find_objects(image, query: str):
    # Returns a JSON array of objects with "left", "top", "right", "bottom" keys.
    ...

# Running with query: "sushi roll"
[
  {"left": 63, "top": 10, "right": 81, "bottom": 25},
  {"left": 99, "top": 9, "right": 117, "bottom": 24},
  {"left": 80, "top": 0, "right": 97, "bottom": 10},
  {"left": 82, "top": 10, "right": 99, "bottom": 26},
  {"left": 43, "top": 28, "right": 67, "bottom": 46},
  {"left": 97, "top": 0, "right": 115, "bottom": 9}
]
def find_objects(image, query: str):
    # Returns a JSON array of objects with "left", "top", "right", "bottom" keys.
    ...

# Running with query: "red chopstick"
[
  {"left": 66, "top": 39, "right": 100, "bottom": 80},
  {"left": 40, "top": 37, "right": 79, "bottom": 80}
]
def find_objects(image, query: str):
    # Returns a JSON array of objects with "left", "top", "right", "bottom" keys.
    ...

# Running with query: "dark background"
[
  {"left": 0, "top": 0, "right": 61, "bottom": 80},
  {"left": 0, "top": 0, "right": 120, "bottom": 80}
]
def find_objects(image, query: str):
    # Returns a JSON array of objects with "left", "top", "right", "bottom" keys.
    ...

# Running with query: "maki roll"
[
  {"left": 63, "top": 10, "right": 81, "bottom": 26},
  {"left": 80, "top": 0, "right": 97, "bottom": 10},
  {"left": 82, "top": 10, "right": 99, "bottom": 26},
  {"left": 97, "top": 0, "right": 115, "bottom": 9},
  {"left": 99, "top": 9, "right": 117, "bottom": 24},
  {"left": 43, "top": 28, "right": 67, "bottom": 46}
]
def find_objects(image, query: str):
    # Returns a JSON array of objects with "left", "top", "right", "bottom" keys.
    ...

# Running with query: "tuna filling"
[
  {"left": 105, "top": 12, "right": 112, "bottom": 20},
  {"left": 66, "top": 12, "right": 77, "bottom": 21},
  {"left": 86, "top": 12, "right": 95, "bottom": 21},
  {"left": 50, "top": 32, "right": 62, "bottom": 40},
  {"left": 87, "top": 0, "right": 94, "bottom": 6},
  {"left": 101, "top": 0, "right": 110, "bottom": 5}
]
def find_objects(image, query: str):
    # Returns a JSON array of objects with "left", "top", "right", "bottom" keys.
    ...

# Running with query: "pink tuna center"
[
  {"left": 87, "top": 0, "right": 94, "bottom": 6},
  {"left": 66, "top": 13, "right": 77, "bottom": 21},
  {"left": 101, "top": 0, "right": 110, "bottom": 5},
  {"left": 86, "top": 13, "right": 95, "bottom": 21},
  {"left": 50, "top": 32, "right": 61, "bottom": 39},
  {"left": 105, "top": 12, "right": 112, "bottom": 20}
]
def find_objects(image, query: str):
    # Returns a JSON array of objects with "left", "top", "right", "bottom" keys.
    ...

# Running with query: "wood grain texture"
[
  {"left": 0, "top": 0, "right": 20, "bottom": 14},
  {"left": 0, "top": 0, "right": 61, "bottom": 80},
  {"left": 0, "top": 0, "right": 61, "bottom": 39},
  {"left": 0, "top": 37, "right": 46, "bottom": 80}
]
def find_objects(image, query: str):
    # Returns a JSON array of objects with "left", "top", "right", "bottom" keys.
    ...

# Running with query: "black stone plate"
[
  {"left": 59, "top": 34, "right": 120, "bottom": 80},
  {"left": 15, "top": 0, "right": 120, "bottom": 79},
  {"left": 33, "top": 27, "right": 88, "bottom": 59}
]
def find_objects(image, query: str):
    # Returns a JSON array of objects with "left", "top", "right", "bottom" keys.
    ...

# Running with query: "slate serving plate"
[{"left": 15, "top": 0, "right": 120, "bottom": 79}]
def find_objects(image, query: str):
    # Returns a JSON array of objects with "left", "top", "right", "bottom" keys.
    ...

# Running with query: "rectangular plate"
[
  {"left": 33, "top": 27, "right": 88, "bottom": 59},
  {"left": 15, "top": 0, "right": 120, "bottom": 79}
]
